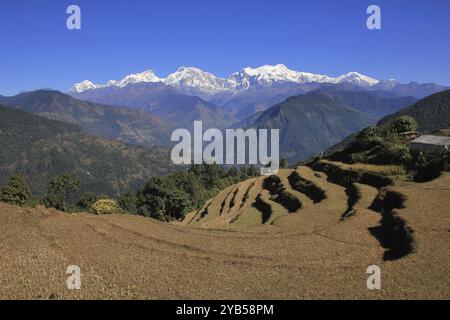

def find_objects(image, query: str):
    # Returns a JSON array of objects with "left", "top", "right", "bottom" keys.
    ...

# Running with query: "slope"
[
  {"left": 0, "top": 105, "right": 176, "bottom": 197},
  {"left": 0, "top": 90, "right": 174, "bottom": 146},
  {"left": 378, "top": 89, "right": 450, "bottom": 132}
]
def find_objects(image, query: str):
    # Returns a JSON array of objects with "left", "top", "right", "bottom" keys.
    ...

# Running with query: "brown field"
[
  {"left": 320, "top": 160, "right": 407, "bottom": 176},
  {"left": 0, "top": 164, "right": 449, "bottom": 300}
]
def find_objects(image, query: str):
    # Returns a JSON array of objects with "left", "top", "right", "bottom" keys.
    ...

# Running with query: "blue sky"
[{"left": 0, "top": 0, "right": 449, "bottom": 96}]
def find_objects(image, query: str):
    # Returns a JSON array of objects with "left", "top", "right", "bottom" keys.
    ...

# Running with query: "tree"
[
  {"left": 358, "top": 126, "right": 379, "bottom": 139},
  {"left": 246, "top": 165, "right": 259, "bottom": 177},
  {"left": 227, "top": 166, "right": 238, "bottom": 177},
  {"left": 137, "top": 177, "right": 190, "bottom": 220},
  {"left": 117, "top": 192, "right": 139, "bottom": 215},
  {"left": 0, "top": 175, "right": 34, "bottom": 206},
  {"left": 43, "top": 174, "right": 80, "bottom": 212},
  {"left": 77, "top": 192, "right": 107, "bottom": 212},
  {"left": 280, "top": 159, "right": 289, "bottom": 169},
  {"left": 391, "top": 116, "right": 418, "bottom": 134}
]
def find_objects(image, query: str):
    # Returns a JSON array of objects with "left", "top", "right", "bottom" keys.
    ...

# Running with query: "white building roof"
[{"left": 410, "top": 135, "right": 450, "bottom": 146}]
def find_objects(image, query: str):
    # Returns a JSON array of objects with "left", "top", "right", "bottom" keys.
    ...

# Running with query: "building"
[{"left": 409, "top": 135, "right": 450, "bottom": 153}]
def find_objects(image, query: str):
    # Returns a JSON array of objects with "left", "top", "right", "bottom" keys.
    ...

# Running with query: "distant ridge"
[
  {"left": 0, "top": 90, "right": 174, "bottom": 147},
  {"left": 0, "top": 104, "right": 175, "bottom": 197}
]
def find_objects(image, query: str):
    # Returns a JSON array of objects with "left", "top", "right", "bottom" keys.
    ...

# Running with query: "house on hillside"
[{"left": 409, "top": 135, "right": 450, "bottom": 153}]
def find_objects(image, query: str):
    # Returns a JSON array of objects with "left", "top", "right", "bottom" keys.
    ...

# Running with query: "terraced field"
[{"left": 1, "top": 162, "right": 449, "bottom": 299}]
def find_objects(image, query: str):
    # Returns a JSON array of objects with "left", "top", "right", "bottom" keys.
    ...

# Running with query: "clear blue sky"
[{"left": 1, "top": 0, "right": 449, "bottom": 96}]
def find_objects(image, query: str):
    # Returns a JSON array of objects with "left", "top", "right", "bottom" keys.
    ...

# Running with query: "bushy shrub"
[
  {"left": 91, "top": 199, "right": 122, "bottom": 215},
  {"left": 0, "top": 175, "right": 36, "bottom": 206},
  {"left": 371, "top": 143, "right": 412, "bottom": 166},
  {"left": 358, "top": 126, "right": 379, "bottom": 139},
  {"left": 413, "top": 152, "right": 447, "bottom": 182},
  {"left": 390, "top": 116, "right": 417, "bottom": 134}
]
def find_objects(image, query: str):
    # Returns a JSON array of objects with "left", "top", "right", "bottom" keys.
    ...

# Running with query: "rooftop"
[{"left": 410, "top": 135, "right": 450, "bottom": 146}]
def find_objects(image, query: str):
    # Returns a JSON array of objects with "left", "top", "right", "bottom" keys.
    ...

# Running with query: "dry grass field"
[{"left": 0, "top": 163, "right": 449, "bottom": 300}]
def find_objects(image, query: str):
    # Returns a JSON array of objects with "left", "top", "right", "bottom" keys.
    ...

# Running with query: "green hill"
[
  {"left": 378, "top": 89, "right": 450, "bottom": 132},
  {"left": 240, "top": 91, "right": 379, "bottom": 162},
  {"left": 0, "top": 90, "right": 174, "bottom": 147},
  {"left": 0, "top": 105, "right": 176, "bottom": 197}
]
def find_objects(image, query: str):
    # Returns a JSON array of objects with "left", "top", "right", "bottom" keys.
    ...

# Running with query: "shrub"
[
  {"left": 0, "top": 175, "right": 35, "bottom": 206},
  {"left": 390, "top": 116, "right": 417, "bottom": 134},
  {"left": 414, "top": 159, "right": 444, "bottom": 182},
  {"left": 91, "top": 199, "right": 122, "bottom": 215},
  {"left": 358, "top": 126, "right": 379, "bottom": 139}
]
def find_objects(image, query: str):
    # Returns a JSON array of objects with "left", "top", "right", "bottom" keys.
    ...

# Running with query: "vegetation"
[
  {"left": 0, "top": 175, "right": 36, "bottom": 207},
  {"left": 91, "top": 199, "right": 122, "bottom": 215},
  {"left": 77, "top": 192, "right": 108, "bottom": 213},
  {"left": 378, "top": 89, "right": 450, "bottom": 132},
  {"left": 0, "top": 104, "right": 176, "bottom": 198},
  {"left": 43, "top": 174, "right": 80, "bottom": 212},
  {"left": 391, "top": 116, "right": 418, "bottom": 133},
  {"left": 131, "top": 163, "right": 259, "bottom": 221},
  {"left": 239, "top": 90, "right": 415, "bottom": 163},
  {"left": 328, "top": 114, "right": 449, "bottom": 182}
]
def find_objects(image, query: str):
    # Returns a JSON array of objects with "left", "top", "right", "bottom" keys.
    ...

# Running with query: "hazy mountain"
[
  {"left": 237, "top": 90, "right": 417, "bottom": 163},
  {"left": 0, "top": 104, "right": 176, "bottom": 197},
  {"left": 378, "top": 89, "right": 450, "bottom": 132},
  {"left": 71, "top": 82, "right": 235, "bottom": 128},
  {"left": 0, "top": 90, "right": 174, "bottom": 146}
]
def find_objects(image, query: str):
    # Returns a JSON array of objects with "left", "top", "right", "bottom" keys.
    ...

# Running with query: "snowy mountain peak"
[
  {"left": 109, "top": 69, "right": 163, "bottom": 87},
  {"left": 70, "top": 80, "right": 100, "bottom": 93},
  {"left": 335, "top": 72, "right": 379, "bottom": 87},
  {"left": 70, "top": 65, "right": 381, "bottom": 93},
  {"left": 70, "top": 70, "right": 162, "bottom": 93},
  {"left": 164, "top": 67, "right": 226, "bottom": 94}
]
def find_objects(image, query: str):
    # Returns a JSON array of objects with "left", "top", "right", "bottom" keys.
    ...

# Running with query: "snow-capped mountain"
[
  {"left": 71, "top": 70, "right": 163, "bottom": 93},
  {"left": 70, "top": 64, "right": 446, "bottom": 118},
  {"left": 226, "top": 64, "right": 336, "bottom": 90},
  {"left": 70, "top": 64, "right": 380, "bottom": 94},
  {"left": 165, "top": 67, "right": 226, "bottom": 93},
  {"left": 71, "top": 80, "right": 102, "bottom": 93}
]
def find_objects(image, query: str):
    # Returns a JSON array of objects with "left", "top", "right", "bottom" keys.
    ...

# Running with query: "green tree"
[
  {"left": 0, "top": 175, "right": 35, "bottom": 206},
  {"left": 227, "top": 166, "right": 238, "bottom": 177},
  {"left": 358, "top": 126, "right": 379, "bottom": 139},
  {"left": 246, "top": 165, "right": 259, "bottom": 177},
  {"left": 391, "top": 116, "right": 418, "bottom": 134},
  {"left": 77, "top": 192, "right": 107, "bottom": 212},
  {"left": 43, "top": 174, "right": 80, "bottom": 212},
  {"left": 117, "top": 191, "right": 139, "bottom": 215},
  {"left": 137, "top": 177, "right": 190, "bottom": 220},
  {"left": 280, "top": 159, "right": 289, "bottom": 169}
]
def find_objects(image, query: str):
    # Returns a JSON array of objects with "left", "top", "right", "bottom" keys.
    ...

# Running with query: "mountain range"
[{"left": 70, "top": 64, "right": 447, "bottom": 123}]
